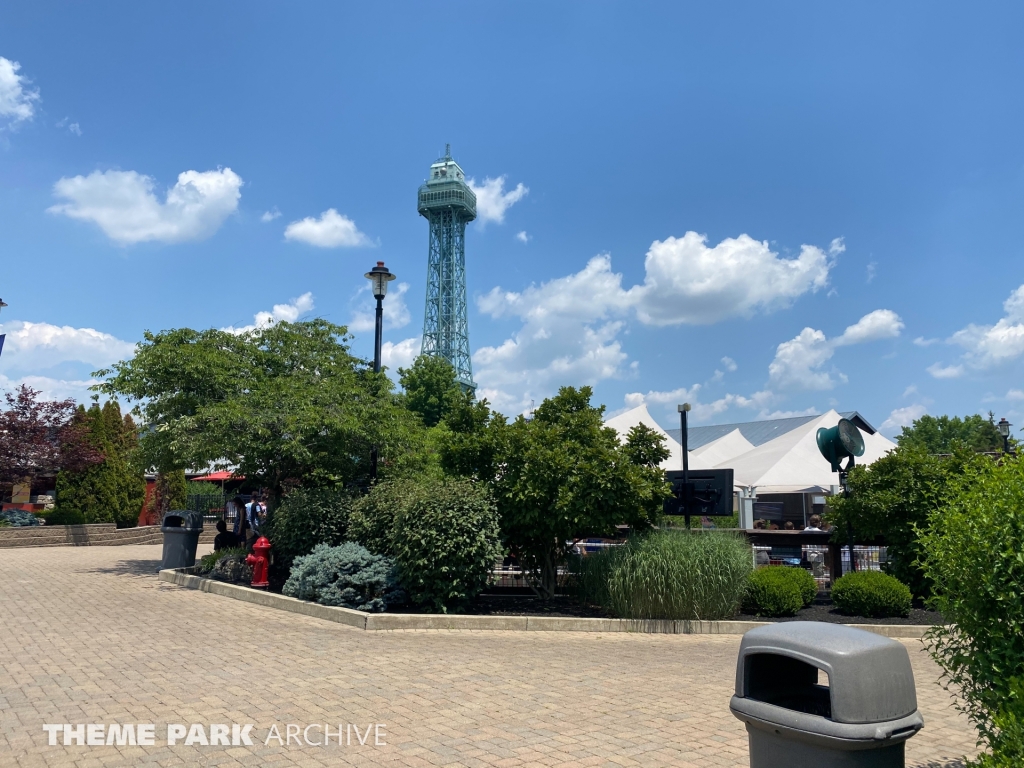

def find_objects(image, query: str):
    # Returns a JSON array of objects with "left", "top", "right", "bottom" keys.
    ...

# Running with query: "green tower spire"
[{"left": 418, "top": 144, "right": 476, "bottom": 390}]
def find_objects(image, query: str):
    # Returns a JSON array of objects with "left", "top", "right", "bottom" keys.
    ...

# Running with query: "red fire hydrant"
[{"left": 246, "top": 536, "right": 271, "bottom": 589}]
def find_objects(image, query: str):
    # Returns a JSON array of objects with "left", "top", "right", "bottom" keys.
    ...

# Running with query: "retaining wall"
[{"left": 0, "top": 524, "right": 215, "bottom": 548}]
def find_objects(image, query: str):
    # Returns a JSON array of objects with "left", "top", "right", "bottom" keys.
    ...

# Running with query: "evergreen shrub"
[
  {"left": 831, "top": 571, "right": 911, "bottom": 618},
  {"left": 42, "top": 509, "right": 87, "bottom": 526},
  {"left": 0, "top": 509, "right": 41, "bottom": 527},
  {"left": 744, "top": 566, "right": 805, "bottom": 617},
  {"left": 282, "top": 542, "right": 403, "bottom": 612}
]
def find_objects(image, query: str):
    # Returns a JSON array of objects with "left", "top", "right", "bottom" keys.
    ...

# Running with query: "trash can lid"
[
  {"left": 736, "top": 622, "right": 918, "bottom": 724},
  {"left": 163, "top": 509, "right": 204, "bottom": 530}
]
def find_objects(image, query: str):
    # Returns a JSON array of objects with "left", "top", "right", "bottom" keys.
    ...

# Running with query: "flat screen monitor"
[{"left": 663, "top": 468, "right": 734, "bottom": 517}]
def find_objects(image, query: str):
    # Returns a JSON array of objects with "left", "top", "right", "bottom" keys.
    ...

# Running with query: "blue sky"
[{"left": 1, "top": 2, "right": 1022, "bottom": 437}]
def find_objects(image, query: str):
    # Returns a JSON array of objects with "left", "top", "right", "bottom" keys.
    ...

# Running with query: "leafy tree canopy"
[
  {"left": 897, "top": 412, "right": 1006, "bottom": 454},
  {"left": 95, "top": 320, "right": 427, "bottom": 501},
  {"left": 441, "top": 385, "right": 669, "bottom": 598},
  {"left": 399, "top": 354, "right": 462, "bottom": 428},
  {"left": 826, "top": 443, "right": 991, "bottom": 597},
  {"left": 0, "top": 384, "right": 101, "bottom": 487}
]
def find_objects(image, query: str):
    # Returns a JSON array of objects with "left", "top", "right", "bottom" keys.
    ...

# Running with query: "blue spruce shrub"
[
  {"left": 0, "top": 509, "right": 42, "bottom": 527},
  {"left": 282, "top": 542, "right": 404, "bottom": 612}
]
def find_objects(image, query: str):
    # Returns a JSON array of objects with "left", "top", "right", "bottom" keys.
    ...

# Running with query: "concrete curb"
[{"left": 159, "top": 569, "right": 934, "bottom": 638}]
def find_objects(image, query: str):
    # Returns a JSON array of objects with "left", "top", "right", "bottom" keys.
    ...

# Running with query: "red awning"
[{"left": 190, "top": 471, "right": 242, "bottom": 482}]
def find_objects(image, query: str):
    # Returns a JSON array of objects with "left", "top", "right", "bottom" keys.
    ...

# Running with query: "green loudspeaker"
[{"left": 816, "top": 418, "right": 866, "bottom": 472}]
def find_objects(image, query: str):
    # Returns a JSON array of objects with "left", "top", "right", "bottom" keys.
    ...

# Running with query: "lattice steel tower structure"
[{"left": 418, "top": 144, "right": 476, "bottom": 390}]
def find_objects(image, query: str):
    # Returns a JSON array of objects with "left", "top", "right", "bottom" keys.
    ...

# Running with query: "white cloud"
[
  {"left": 0, "top": 320, "right": 135, "bottom": 370},
  {"left": 0, "top": 373, "right": 101, "bottom": 404},
  {"left": 349, "top": 282, "right": 411, "bottom": 333},
  {"left": 284, "top": 208, "right": 372, "bottom": 248},
  {"left": 623, "top": 386, "right": 777, "bottom": 424},
  {"left": 721, "top": 356, "right": 738, "bottom": 372},
  {"left": 834, "top": 309, "right": 904, "bottom": 346},
  {"left": 913, "top": 337, "right": 940, "bottom": 347},
  {"left": 829, "top": 237, "right": 846, "bottom": 256},
  {"left": 260, "top": 207, "right": 281, "bottom": 222},
  {"left": 475, "top": 232, "right": 840, "bottom": 414},
  {"left": 903, "top": 385, "right": 918, "bottom": 398},
  {"left": 1007, "top": 389, "right": 1024, "bottom": 401},
  {"left": 49, "top": 168, "right": 242, "bottom": 244},
  {"left": 381, "top": 337, "right": 420, "bottom": 372},
  {"left": 634, "top": 233, "right": 832, "bottom": 325},
  {"left": 927, "top": 362, "right": 965, "bottom": 379},
  {"left": 0, "top": 57, "right": 40, "bottom": 126},
  {"left": 56, "top": 117, "right": 82, "bottom": 135},
  {"left": 516, "top": 231, "right": 530, "bottom": 243},
  {"left": 948, "top": 284, "right": 1024, "bottom": 368},
  {"left": 881, "top": 404, "right": 927, "bottom": 434},
  {"left": 866, "top": 262, "right": 877, "bottom": 283},
  {"left": 222, "top": 292, "right": 314, "bottom": 335},
  {"left": 768, "top": 309, "right": 904, "bottom": 391},
  {"left": 468, "top": 176, "right": 528, "bottom": 226}
]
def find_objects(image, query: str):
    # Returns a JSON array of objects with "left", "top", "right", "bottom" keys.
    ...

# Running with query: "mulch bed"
[{"left": 734, "top": 600, "right": 943, "bottom": 626}]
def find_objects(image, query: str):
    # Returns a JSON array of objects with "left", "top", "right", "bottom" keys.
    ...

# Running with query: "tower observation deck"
[{"left": 418, "top": 144, "right": 476, "bottom": 390}]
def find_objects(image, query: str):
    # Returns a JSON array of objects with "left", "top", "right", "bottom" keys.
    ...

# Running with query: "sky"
[{"left": 1, "top": 2, "right": 1023, "bottom": 438}]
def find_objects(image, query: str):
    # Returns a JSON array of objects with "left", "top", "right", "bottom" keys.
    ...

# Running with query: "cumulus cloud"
[
  {"left": 0, "top": 320, "right": 135, "bottom": 370},
  {"left": 516, "top": 231, "right": 530, "bottom": 243},
  {"left": 1007, "top": 389, "right": 1024, "bottom": 401},
  {"left": 768, "top": 309, "right": 904, "bottom": 391},
  {"left": 947, "top": 284, "right": 1024, "bottom": 369},
  {"left": 381, "top": 337, "right": 420, "bottom": 372},
  {"left": 927, "top": 362, "right": 964, "bottom": 379},
  {"left": 623, "top": 385, "right": 777, "bottom": 424},
  {"left": 349, "top": 282, "right": 411, "bottom": 333},
  {"left": 468, "top": 176, "right": 528, "bottom": 225},
  {"left": 721, "top": 356, "right": 738, "bottom": 372},
  {"left": 222, "top": 292, "right": 314, "bottom": 335},
  {"left": 881, "top": 404, "right": 927, "bottom": 434},
  {"left": 284, "top": 208, "right": 372, "bottom": 248},
  {"left": 0, "top": 373, "right": 102, "bottom": 404},
  {"left": 475, "top": 232, "right": 840, "bottom": 414},
  {"left": 0, "top": 57, "right": 40, "bottom": 126},
  {"left": 48, "top": 168, "right": 242, "bottom": 244},
  {"left": 260, "top": 208, "right": 281, "bottom": 222},
  {"left": 913, "top": 337, "right": 940, "bottom": 347},
  {"left": 829, "top": 237, "right": 846, "bottom": 256}
]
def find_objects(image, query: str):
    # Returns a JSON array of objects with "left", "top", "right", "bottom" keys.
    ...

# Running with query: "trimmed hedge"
[
  {"left": 832, "top": 570, "right": 911, "bottom": 618},
  {"left": 744, "top": 566, "right": 805, "bottom": 617}
]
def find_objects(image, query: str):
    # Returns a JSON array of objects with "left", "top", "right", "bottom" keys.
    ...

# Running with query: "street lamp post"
[
  {"left": 363, "top": 262, "right": 396, "bottom": 481},
  {"left": 678, "top": 403, "right": 691, "bottom": 529},
  {"left": 0, "top": 299, "right": 8, "bottom": 361},
  {"left": 997, "top": 417, "right": 1012, "bottom": 455}
]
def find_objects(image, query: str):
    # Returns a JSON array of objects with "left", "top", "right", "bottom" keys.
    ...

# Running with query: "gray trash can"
[
  {"left": 730, "top": 622, "right": 923, "bottom": 767},
  {"left": 160, "top": 510, "right": 204, "bottom": 570}
]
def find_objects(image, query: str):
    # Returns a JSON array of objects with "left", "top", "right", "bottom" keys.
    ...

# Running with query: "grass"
[{"left": 573, "top": 530, "right": 752, "bottom": 621}]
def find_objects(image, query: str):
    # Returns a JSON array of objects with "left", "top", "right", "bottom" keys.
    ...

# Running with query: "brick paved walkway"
[{"left": 1, "top": 545, "right": 977, "bottom": 768}]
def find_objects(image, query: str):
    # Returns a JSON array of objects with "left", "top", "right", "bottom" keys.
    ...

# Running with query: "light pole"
[
  {"left": 678, "top": 403, "right": 691, "bottom": 529},
  {"left": 997, "top": 417, "right": 1012, "bottom": 455},
  {"left": 0, "top": 299, "right": 8, "bottom": 361},
  {"left": 363, "top": 262, "right": 396, "bottom": 481}
]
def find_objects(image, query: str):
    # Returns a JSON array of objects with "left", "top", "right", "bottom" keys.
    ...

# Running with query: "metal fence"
[{"left": 752, "top": 543, "right": 888, "bottom": 594}]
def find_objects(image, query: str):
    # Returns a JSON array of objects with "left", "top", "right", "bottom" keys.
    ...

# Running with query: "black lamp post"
[
  {"left": 997, "top": 417, "right": 1012, "bottom": 455},
  {"left": 0, "top": 299, "right": 7, "bottom": 361},
  {"left": 363, "top": 262, "right": 396, "bottom": 481},
  {"left": 678, "top": 403, "right": 691, "bottom": 528}
]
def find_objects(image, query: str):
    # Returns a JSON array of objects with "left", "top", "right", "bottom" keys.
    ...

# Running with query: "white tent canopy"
[
  {"left": 604, "top": 406, "right": 897, "bottom": 491},
  {"left": 604, "top": 404, "right": 683, "bottom": 470}
]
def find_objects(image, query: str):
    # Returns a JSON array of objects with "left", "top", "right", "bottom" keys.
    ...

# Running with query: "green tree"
[
  {"left": 897, "top": 413, "right": 1005, "bottom": 454},
  {"left": 55, "top": 401, "right": 145, "bottom": 527},
  {"left": 827, "top": 443, "right": 990, "bottom": 597},
  {"left": 151, "top": 469, "right": 187, "bottom": 518},
  {"left": 399, "top": 355, "right": 462, "bottom": 428},
  {"left": 95, "top": 320, "right": 425, "bottom": 503},
  {"left": 443, "top": 386, "right": 670, "bottom": 598},
  {"left": 921, "top": 456, "right": 1024, "bottom": 764}
]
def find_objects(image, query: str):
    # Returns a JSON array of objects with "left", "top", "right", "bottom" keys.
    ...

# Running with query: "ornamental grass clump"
[
  {"left": 282, "top": 542, "right": 404, "bottom": 612},
  {"left": 831, "top": 571, "right": 911, "bottom": 618},
  {"left": 581, "top": 530, "right": 752, "bottom": 621},
  {"left": 743, "top": 566, "right": 805, "bottom": 617}
]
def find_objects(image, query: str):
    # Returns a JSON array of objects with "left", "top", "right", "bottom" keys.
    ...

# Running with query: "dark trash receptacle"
[
  {"left": 730, "top": 622, "right": 923, "bottom": 768},
  {"left": 161, "top": 510, "right": 204, "bottom": 570}
]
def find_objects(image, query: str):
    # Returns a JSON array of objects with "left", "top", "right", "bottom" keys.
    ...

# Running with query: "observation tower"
[{"left": 417, "top": 144, "right": 476, "bottom": 390}]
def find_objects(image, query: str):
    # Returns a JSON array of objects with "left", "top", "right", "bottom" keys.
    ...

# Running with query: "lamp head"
[
  {"left": 816, "top": 418, "right": 866, "bottom": 473},
  {"left": 998, "top": 417, "right": 1012, "bottom": 438},
  {"left": 363, "top": 261, "right": 396, "bottom": 299},
  {"left": 677, "top": 403, "right": 691, "bottom": 413}
]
